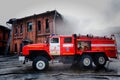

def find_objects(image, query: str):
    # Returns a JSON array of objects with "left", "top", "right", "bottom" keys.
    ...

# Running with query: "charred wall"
[
  {"left": 9, "top": 10, "right": 63, "bottom": 54},
  {"left": 0, "top": 25, "right": 10, "bottom": 55}
]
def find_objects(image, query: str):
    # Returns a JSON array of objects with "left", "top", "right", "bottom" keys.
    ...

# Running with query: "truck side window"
[
  {"left": 77, "top": 41, "right": 91, "bottom": 51},
  {"left": 64, "top": 37, "right": 72, "bottom": 43},
  {"left": 51, "top": 38, "right": 59, "bottom": 43}
]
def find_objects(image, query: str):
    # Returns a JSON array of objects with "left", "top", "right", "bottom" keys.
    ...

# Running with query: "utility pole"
[{"left": 4, "top": 18, "right": 16, "bottom": 56}]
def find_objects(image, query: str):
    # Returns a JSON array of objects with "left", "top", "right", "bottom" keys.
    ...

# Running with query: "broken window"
[
  {"left": 14, "top": 27, "right": 18, "bottom": 34},
  {"left": 46, "top": 19, "right": 50, "bottom": 33},
  {"left": 20, "top": 43, "right": 23, "bottom": 52},
  {"left": 37, "top": 21, "right": 41, "bottom": 32},
  {"left": 14, "top": 44, "right": 17, "bottom": 52},
  {"left": 20, "top": 24, "right": 23, "bottom": 33},
  {"left": 27, "top": 22, "right": 32, "bottom": 32}
]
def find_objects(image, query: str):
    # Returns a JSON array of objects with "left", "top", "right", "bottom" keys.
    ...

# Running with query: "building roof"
[
  {"left": 7, "top": 10, "right": 62, "bottom": 24},
  {"left": 0, "top": 25, "right": 10, "bottom": 31},
  {"left": 17, "top": 10, "right": 61, "bottom": 21}
]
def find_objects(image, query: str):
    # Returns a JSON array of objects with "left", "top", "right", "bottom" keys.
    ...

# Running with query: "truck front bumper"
[{"left": 19, "top": 56, "right": 25, "bottom": 63}]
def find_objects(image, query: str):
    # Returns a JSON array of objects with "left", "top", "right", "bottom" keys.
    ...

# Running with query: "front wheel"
[{"left": 32, "top": 56, "right": 49, "bottom": 71}]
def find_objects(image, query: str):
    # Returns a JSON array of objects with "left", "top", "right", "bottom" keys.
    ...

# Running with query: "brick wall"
[{"left": 10, "top": 10, "right": 62, "bottom": 54}]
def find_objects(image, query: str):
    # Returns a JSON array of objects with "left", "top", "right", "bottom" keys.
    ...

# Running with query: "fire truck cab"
[{"left": 19, "top": 34, "right": 117, "bottom": 71}]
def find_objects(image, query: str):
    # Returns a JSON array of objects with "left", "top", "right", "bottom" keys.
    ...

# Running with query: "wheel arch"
[
  {"left": 29, "top": 50, "right": 52, "bottom": 61},
  {"left": 92, "top": 52, "right": 108, "bottom": 61},
  {"left": 81, "top": 52, "right": 108, "bottom": 61}
]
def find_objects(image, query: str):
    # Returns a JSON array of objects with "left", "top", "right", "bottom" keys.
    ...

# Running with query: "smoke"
[
  {"left": 54, "top": 0, "right": 120, "bottom": 36},
  {"left": 55, "top": 15, "right": 120, "bottom": 51},
  {"left": 56, "top": 14, "right": 120, "bottom": 36}
]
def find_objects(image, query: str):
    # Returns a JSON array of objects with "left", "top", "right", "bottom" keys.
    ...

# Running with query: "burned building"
[
  {"left": 8, "top": 10, "right": 63, "bottom": 54},
  {"left": 0, "top": 25, "right": 10, "bottom": 55}
]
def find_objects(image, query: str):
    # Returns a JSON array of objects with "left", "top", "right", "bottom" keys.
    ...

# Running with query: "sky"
[{"left": 0, "top": 0, "right": 120, "bottom": 50}]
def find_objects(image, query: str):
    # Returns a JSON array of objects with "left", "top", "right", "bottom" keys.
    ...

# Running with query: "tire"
[
  {"left": 80, "top": 54, "right": 93, "bottom": 69},
  {"left": 32, "top": 56, "right": 49, "bottom": 71},
  {"left": 93, "top": 54, "right": 107, "bottom": 67}
]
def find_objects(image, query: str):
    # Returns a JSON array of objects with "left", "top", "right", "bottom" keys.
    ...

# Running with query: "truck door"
[{"left": 50, "top": 37, "right": 60, "bottom": 55}]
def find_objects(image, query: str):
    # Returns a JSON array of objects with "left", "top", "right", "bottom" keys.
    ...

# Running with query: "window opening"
[
  {"left": 38, "top": 21, "right": 41, "bottom": 32},
  {"left": 77, "top": 41, "right": 91, "bottom": 51},
  {"left": 27, "top": 22, "right": 32, "bottom": 32},
  {"left": 15, "top": 27, "right": 18, "bottom": 34},
  {"left": 20, "top": 24, "right": 23, "bottom": 33},
  {"left": 14, "top": 44, "right": 17, "bottom": 52},
  {"left": 46, "top": 19, "right": 50, "bottom": 33}
]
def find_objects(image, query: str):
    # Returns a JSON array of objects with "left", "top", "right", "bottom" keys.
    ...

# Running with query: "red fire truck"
[{"left": 19, "top": 34, "right": 118, "bottom": 71}]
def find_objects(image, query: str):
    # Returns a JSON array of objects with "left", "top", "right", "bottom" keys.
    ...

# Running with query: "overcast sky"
[{"left": 0, "top": 0, "right": 120, "bottom": 35}]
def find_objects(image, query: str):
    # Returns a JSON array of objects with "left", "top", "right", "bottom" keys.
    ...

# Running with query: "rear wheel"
[
  {"left": 80, "top": 54, "right": 93, "bottom": 69},
  {"left": 93, "top": 54, "right": 107, "bottom": 67},
  {"left": 32, "top": 56, "right": 49, "bottom": 71}
]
